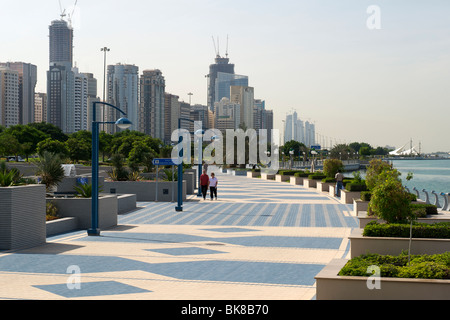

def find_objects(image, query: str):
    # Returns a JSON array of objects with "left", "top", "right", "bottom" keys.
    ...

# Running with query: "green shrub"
[
  {"left": 410, "top": 203, "right": 438, "bottom": 216},
  {"left": 294, "top": 171, "right": 310, "bottom": 177},
  {"left": 308, "top": 172, "right": 326, "bottom": 180},
  {"left": 323, "top": 159, "right": 344, "bottom": 178},
  {"left": 278, "top": 170, "right": 299, "bottom": 176},
  {"left": 406, "top": 193, "right": 417, "bottom": 201},
  {"left": 338, "top": 252, "right": 450, "bottom": 279},
  {"left": 46, "top": 201, "right": 59, "bottom": 221},
  {"left": 365, "top": 159, "right": 401, "bottom": 191},
  {"left": 361, "top": 191, "right": 372, "bottom": 201},
  {"left": 362, "top": 221, "right": 450, "bottom": 239},
  {"left": 321, "top": 177, "right": 336, "bottom": 183},
  {"left": 345, "top": 182, "right": 368, "bottom": 192},
  {"left": 368, "top": 176, "right": 413, "bottom": 224}
]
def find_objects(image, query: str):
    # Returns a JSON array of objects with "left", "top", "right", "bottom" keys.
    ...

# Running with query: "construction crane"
[{"left": 58, "top": 0, "right": 78, "bottom": 27}]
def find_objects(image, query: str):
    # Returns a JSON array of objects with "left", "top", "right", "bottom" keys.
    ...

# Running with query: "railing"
[
  {"left": 279, "top": 159, "right": 360, "bottom": 170},
  {"left": 406, "top": 187, "right": 449, "bottom": 211}
]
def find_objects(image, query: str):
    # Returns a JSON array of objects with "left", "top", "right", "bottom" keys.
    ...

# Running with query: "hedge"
[
  {"left": 338, "top": 252, "right": 450, "bottom": 279},
  {"left": 361, "top": 191, "right": 371, "bottom": 201},
  {"left": 362, "top": 221, "right": 450, "bottom": 239},
  {"left": 278, "top": 170, "right": 302, "bottom": 176},
  {"left": 294, "top": 172, "right": 310, "bottom": 177},
  {"left": 345, "top": 182, "right": 368, "bottom": 192},
  {"left": 410, "top": 203, "right": 438, "bottom": 216},
  {"left": 308, "top": 173, "right": 326, "bottom": 180}
]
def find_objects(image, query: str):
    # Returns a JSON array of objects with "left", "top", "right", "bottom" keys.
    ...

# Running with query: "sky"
[{"left": 2, "top": 0, "right": 450, "bottom": 153}]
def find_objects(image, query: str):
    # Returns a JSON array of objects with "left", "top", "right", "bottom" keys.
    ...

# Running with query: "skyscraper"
[
  {"left": 139, "top": 69, "right": 165, "bottom": 140},
  {"left": 0, "top": 62, "right": 37, "bottom": 125},
  {"left": 0, "top": 67, "right": 19, "bottom": 127},
  {"left": 34, "top": 93, "right": 47, "bottom": 123},
  {"left": 106, "top": 64, "right": 139, "bottom": 133},
  {"left": 230, "top": 85, "right": 254, "bottom": 130},
  {"left": 207, "top": 56, "right": 235, "bottom": 113},
  {"left": 49, "top": 19, "right": 73, "bottom": 68},
  {"left": 47, "top": 18, "right": 74, "bottom": 133}
]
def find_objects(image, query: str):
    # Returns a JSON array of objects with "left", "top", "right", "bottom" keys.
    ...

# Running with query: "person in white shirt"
[{"left": 208, "top": 172, "right": 218, "bottom": 200}]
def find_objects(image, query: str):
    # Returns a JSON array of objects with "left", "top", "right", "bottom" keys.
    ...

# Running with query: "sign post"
[{"left": 152, "top": 159, "right": 177, "bottom": 203}]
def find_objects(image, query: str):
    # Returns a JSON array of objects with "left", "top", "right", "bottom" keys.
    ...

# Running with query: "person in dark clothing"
[{"left": 200, "top": 170, "right": 209, "bottom": 200}]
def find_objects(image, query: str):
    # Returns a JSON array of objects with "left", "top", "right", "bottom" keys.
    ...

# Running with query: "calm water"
[{"left": 390, "top": 159, "right": 450, "bottom": 194}]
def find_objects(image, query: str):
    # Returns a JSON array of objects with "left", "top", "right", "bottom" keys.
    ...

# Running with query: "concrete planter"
[
  {"left": 354, "top": 199, "right": 369, "bottom": 216},
  {"left": 303, "top": 178, "right": 317, "bottom": 188},
  {"left": 290, "top": 176, "right": 305, "bottom": 186},
  {"left": 340, "top": 190, "right": 361, "bottom": 204},
  {"left": 0, "top": 184, "right": 46, "bottom": 250},
  {"left": 349, "top": 228, "right": 450, "bottom": 258},
  {"left": 275, "top": 174, "right": 290, "bottom": 182},
  {"left": 316, "top": 181, "right": 333, "bottom": 193},
  {"left": 104, "top": 180, "right": 186, "bottom": 202},
  {"left": 315, "top": 259, "right": 450, "bottom": 300},
  {"left": 261, "top": 173, "right": 275, "bottom": 180},
  {"left": 247, "top": 171, "right": 260, "bottom": 178},
  {"left": 46, "top": 195, "right": 118, "bottom": 230},
  {"left": 46, "top": 217, "right": 78, "bottom": 237}
]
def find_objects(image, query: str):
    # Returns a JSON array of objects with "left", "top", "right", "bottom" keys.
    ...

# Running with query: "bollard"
[
  {"left": 431, "top": 191, "right": 441, "bottom": 208},
  {"left": 422, "top": 189, "right": 430, "bottom": 204},
  {"left": 441, "top": 192, "right": 449, "bottom": 211}
]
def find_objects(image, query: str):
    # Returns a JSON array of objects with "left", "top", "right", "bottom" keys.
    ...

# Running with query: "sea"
[
  {"left": 390, "top": 159, "right": 450, "bottom": 195},
  {"left": 345, "top": 159, "right": 450, "bottom": 198}
]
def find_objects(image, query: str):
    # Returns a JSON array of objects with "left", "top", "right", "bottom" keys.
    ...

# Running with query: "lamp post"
[
  {"left": 176, "top": 118, "right": 207, "bottom": 211},
  {"left": 88, "top": 101, "right": 131, "bottom": 236},
  {"left": 101, "top": 47, "right": 110, "bottom": 131}
]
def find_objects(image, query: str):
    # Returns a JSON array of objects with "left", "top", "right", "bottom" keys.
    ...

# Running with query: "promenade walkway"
[{"left": 0, "top": 168, "right": 357, "bottom": 300}]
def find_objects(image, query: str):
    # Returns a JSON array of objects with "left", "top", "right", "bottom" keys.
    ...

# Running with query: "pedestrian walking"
[
  {"left": 200, "top": 170, "right": 209, "bottom": 200},
  {"left": 209, "top": 172, "right": 218, "bottom": 200},
  {"left": 335, "top": 170, "right": 344, "bottom": 197}
]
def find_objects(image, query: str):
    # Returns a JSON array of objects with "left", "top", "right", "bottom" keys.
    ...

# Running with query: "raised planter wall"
[
  {"left": 261, "top": 173, "right": 275, "bottom": 180},
  {"left": 316, "top": 181, "right": 333, "bottom": 193},
  {"left": 303, "top": 179, "right": 317, "bottom": 188},
  {"left": 290, "top": 176, "right": 304, "bottom": 186},
  {"left": 47, "top": 195, "right": 118, "bottom": 230},
  {"left": 247, "top": 171, "right": 260, "bottom": 178},
  {"left": 104, "top": 180, "right": 186, "bottom": 202},
  {"left": 357, "top": 212, "right": 450, "bottom": 229},
  {"left": 0, "top": 184, "right": 46, "bottom": 250},
  {"left": 349, "top": 228, "right": 450, "bottom": 258},
  {"left": 341, "top": 190, "right": 361, "bottom": 204},
  {"left": 315, "top": 259, "right": 450, "bottom": 300},
  {"left": 46, "top": 217, "right": 78, "bottom": 237},
  {"left": 275, "top": 174, "right": 290, "bottom": 182},
  {"left": 354, "top": 199, "right": 369, "bottom": 216}
]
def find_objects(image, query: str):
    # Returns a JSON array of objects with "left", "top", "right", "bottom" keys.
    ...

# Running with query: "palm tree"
[{"left": 35, "top": 151, "right": 65, "bottom": 192}]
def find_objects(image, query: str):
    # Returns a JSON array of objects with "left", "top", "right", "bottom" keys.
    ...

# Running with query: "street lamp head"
[{"left": 115, "top": 117, "right": 132, "bottom": 130}]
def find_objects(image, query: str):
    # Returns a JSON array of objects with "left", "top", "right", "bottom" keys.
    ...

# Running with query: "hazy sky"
[{"left": 2, "top": 0, "right": 450, "bottom": 153}]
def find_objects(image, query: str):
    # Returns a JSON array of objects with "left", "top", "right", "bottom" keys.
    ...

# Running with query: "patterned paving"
[{"left": 0, "top": 168, "right": 357, "bottom": 300}]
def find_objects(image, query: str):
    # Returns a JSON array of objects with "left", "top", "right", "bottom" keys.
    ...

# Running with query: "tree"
[
  {"left": 5, "top": 124, "right": 48, "bottom": 161},
  {"left": 282, "top": 140, "right": 308, "bottom": 160},
  {"left": 28, "top": 122, "right": 68, "bottom": 142},
  {"left": 0, "top": 132, "right": 21, "bottom": 159},
  {"left": 127, "top": 140, "right": 156, "bottom": 172},
  {"left": 36, "top": 138, "right": 69, "bottom": 157},
  {"left": 323, "top": 159, "right": 344, "bottom": 178}
]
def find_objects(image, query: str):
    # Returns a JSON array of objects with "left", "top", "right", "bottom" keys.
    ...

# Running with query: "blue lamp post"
[
  {"left": 88, "top": 101, "right": 132, "bottom": 236},
  {"left": 175, "top": 118, "right": 206, "bottom": 212}
]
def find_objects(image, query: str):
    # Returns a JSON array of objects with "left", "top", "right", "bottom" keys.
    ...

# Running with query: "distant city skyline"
[{"left": 2, "top": 0, "right": 450, "bottom": 152}]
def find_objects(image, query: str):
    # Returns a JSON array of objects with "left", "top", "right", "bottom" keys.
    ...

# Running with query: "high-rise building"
[
  {"left": 230, "top": 86, "right": 254, "bottom": 130},
  {"left": 215, "top": 72, "right": 248, "bottom": 104},
  {"left": 139, "top": 69, "right": 165, "bottom": 140},
  {"left": 214, "top": 97, "right": 240, "bottom": 132},
  {"left": 284, "top": 111, "right": 315, "bottom": 147},
  {"left": 73, "top": 67, "right": 88, "bottom": 132},
  {"left": 207, "top": 56, "right": 235, "bottom": 113},
  {"left": 84, "top": 73, "right": 100, "bottom": 131},
  {"left": 106, "top": 64, "right": 139, "bottom": 133},
  {"left": 0, "top": 67, "right": 19, "bottom": 127},
  {"left": 47, "top": 18, "right": 74, "bottom": 133},
  {"left": 0, "top": 62, "right": 37, "bottom": 125},
  {"left": 49, "top": 19, "right": 73, "bottom": 68},
  {"left": 34, "top": 93, "right": 47, "bottom": 123}
]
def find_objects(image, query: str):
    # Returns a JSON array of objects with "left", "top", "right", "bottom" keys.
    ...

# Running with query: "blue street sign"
[
  {"left": 310, "top": 145, "right": 321, "bottom": 150},
  {"left": 152, "top": 158, "right": 176, "bottom": 166}
]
